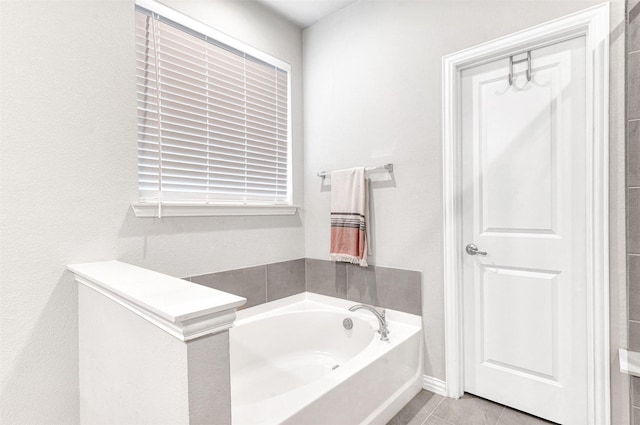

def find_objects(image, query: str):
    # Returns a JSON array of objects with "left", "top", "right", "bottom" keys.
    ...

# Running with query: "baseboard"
[{"left": 422, "top": 375, "right": 447, "bottom": 396}]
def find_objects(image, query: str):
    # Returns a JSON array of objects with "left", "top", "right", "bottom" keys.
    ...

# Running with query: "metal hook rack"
[{"left": 508, "top": 51, "right": 531, "bottom": 86}]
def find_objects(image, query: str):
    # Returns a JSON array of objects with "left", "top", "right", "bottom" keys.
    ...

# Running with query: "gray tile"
[
  {"left": 496, "top": 407, "right": 556, "bottom": 425},
  {"left": 190, "top": 266, "right": 266, "bottom": 309},
  {"left": 633, "top": 376, "right": 640, "bottom": 408},
  {"left": 630, "top": 256, "right": 640, "bottom": 321},
  {"left": 266, "top": 259, "right": 305, "bottom": 302},
  {"left": 305, "top": 258, "right": 347, "bottom": 299},
  {"left": 432, "top": 393, "right": 504, "bottom": 425},
  {"left": 424, "top": 417, "right": 454, "bottom": 425},
  {"left": 630, "top": 52, "right": 640, "bottom": 120},
  {"left": 629, "top": 120, "right": 640, "bottom": 187},
  {"left": 629, "top": 189, "right": 640, "bottom": 254},
  {"left": 347, "top": 265, "right": 422, "bottom": 315},
  {"left": 387, "top": 414, "right": 416, "bottom": 425},
  {"left": 630, "top": 321, "right": 640, "bottom": 352},
  {"left": 386, "top": 390, "right": 443, "bottom": 425},
  {"left": 630, "top": 0, "right": 640, "bottom": 53}
]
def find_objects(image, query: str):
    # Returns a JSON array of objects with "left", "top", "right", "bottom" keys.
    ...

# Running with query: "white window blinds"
[{"left": 135, "top": 6, "right": 291, "bottom": 207}]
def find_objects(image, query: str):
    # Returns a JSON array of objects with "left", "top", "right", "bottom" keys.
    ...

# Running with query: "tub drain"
[
  {"left": 332, "top": 364, "right": 340, "bottom": 371},
  {"left": 343, "top": 318, "right": 353, "bottom": 330}
]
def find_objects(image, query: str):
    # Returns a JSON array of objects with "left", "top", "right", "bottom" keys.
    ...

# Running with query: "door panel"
[
  {"left": 481, "top": 71, "right": 556, "bottom": 233},
  {"left": 480, "top": 266, "right": 558, "bottom": 379},
  {"left": 462, "top": 36, "right": 586, "bottom": 424}
]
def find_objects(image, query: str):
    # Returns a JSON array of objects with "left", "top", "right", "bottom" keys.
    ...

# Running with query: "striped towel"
[{"left": 330, "top": 167, "right": 369, "bottom": 267}]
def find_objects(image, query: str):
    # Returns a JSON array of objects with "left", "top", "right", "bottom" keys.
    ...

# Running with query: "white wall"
[
  {"left": 302, "top": 1, "right": 627, "bottom": 421},
  {"left": 0, "top": 1, "right": 303, "bottom": 424},
  {"left": 79, "top": 285, "right": 232, "bottom": 424},
  {"left": 79, "top": 284, "right": 229, "bottom": 425}
]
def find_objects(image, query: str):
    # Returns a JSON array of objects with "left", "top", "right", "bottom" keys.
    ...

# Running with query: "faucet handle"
[
  {"left": 378, "top": 307, "right": 388, "bottom": 323},
  {"left": 379, "top": 326, "right": 390, "bottom": 341}
]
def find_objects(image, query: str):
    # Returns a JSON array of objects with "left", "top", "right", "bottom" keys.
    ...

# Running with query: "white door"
[{"left": 461, "top": 36, "right": 587, "bottom": 424}]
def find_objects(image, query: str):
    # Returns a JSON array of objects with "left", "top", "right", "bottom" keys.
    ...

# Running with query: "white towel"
[{"left": 330, "top": 167, "right": 369, "bottom": 267}]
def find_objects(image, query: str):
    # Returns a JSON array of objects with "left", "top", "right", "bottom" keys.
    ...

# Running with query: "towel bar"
[{"left": 317, "top": 163, "right": 393, "bottom": 178}]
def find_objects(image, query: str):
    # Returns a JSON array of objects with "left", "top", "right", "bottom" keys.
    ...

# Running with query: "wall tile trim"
[{"left": 187, "top": 258, "right": 422, "bottom": 315}]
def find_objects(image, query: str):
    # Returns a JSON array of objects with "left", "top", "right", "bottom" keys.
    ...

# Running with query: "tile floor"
[{"left": 388, "top": 391, "right": 557, "bottom": 425}]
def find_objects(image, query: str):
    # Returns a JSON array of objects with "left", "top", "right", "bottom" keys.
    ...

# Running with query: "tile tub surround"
[
  {"left": 305, "top": 258, "right": 348, "bottom": 299},
  {"left": 267, "top": 259, "right": 306, "bottom": 301},
  {"left": 190, "top": 265, "right": 267, "bottom": 309},
  {"left": 187, "top": 258, "right": 422, "bottom": 315},
  {"left": 189, "top": 259, "right": 305, "bottom": 309},
  {"left": 307, "top": 259, "right": 422, "bottom": 316}
]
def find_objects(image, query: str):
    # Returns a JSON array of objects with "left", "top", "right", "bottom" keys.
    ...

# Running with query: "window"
[{"left": 134, "top": 0, "right": 293, "bottom": 217}]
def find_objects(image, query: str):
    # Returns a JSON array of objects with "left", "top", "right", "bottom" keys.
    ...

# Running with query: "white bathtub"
[{"left": 230, "top": 292, "right": 423, "bottom": 425}]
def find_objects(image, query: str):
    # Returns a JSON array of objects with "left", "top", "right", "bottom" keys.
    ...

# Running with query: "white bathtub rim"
[
  {"left": 235, "top": 304, "right": 416, "bottom": 344},
  {"left": 235, "top": 292, "right": 422, "bottom": 327}
]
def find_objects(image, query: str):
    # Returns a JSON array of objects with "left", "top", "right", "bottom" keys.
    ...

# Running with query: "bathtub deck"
[{"left": 388, "top": 390, "right": 557, "bottom": 425}]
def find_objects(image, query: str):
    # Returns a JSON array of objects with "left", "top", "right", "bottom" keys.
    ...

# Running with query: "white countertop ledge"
[
  {"left": 68, "top": 260, "right": 246, "bottom": 341},
  {"left": 620, "top": 348, "right": 640, "bottom": 378}
]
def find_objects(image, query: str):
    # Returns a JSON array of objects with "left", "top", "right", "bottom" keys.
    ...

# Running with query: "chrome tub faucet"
[{"left": 348, "top": 304, "right": 390, "bottom": 341}]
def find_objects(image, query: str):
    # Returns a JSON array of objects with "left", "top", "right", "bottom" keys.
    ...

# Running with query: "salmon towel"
[{"left": 330, "top": 167, "right": 369, "bottom": 267}]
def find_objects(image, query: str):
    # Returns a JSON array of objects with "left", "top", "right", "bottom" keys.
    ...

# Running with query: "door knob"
[{"left": 466, "top": 243, "right": 487, "bottom": 256}]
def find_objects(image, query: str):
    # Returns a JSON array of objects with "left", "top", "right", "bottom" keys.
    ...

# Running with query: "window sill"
[{"left": 131, "top": 202, "right": 299, "bottom": 218}]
